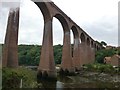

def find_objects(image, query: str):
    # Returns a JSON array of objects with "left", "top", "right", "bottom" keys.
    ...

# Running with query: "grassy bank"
[
  {"left": 2, "top": 67, "right": 38, "bottom": 88},
  {"left": 83, "top": 63, "right": 120, "bottom": 74}
]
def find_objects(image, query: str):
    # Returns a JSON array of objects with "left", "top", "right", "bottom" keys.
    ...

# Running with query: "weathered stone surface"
[
  {"left": 61, "top": 31, "right": 74, "bottom": 72},
  {"left": 3, "top": 1, "right": 102, "bottom": 79},
  {"left": 2, "top": 8, "right": 19, "bottom": 68},
  {"left": 38, "top": 19, "right": 57, "bottom": 78}
]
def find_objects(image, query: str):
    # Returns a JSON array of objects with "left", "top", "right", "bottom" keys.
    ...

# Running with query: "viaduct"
[{"left": 2, "top": 0, "right": 102, "bottom": 79}]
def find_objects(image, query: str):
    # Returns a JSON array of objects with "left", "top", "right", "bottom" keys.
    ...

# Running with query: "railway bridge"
[{"left": 2, "top": 0, "right": 102, "bottom": 79}]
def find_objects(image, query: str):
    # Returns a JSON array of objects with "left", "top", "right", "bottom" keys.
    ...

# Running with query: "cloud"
[
  {"left": 0, "top": 7, "right": 9, "bottom": 43},
  {"left": 81, "top": 16, "right": 118, "bottom": 46},
  {"left": 2, "top": 2, "right": 20, "bottom": 8},
  {"left": 0, "top": 0, "right": 118, "bottom": 46},
  {"left": 18, "top": 0, "right": 44, "bottom": 44}
]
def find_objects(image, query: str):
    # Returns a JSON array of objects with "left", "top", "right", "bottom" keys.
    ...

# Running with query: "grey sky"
[{"left": 0, "top": 0, "right": 119, "bottom": 46}]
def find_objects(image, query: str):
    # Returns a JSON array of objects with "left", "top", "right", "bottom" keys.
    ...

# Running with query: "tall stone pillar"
[
  {"left": 61, "top": 31, "right": 74, "bottom": 73},
  {"left": 79, "top": 42, "right": 86, "bottom": 65},
  {"left": 73, "top": 38, "right": 81, "bottom": 70},
  {"left": 86, "top": 46, "right": 91, "bottom": 64},
  {"left": 91, "top": 48, "right": 95, "bottom": 63},
  {"left": 2, "top": 8, "right": 19, "bottom": 68},
  {"left": 37, "top": 19, "right": 56, "bottom": 79}
]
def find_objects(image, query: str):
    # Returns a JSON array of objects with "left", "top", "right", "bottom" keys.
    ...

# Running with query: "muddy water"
[{"left": 38, "top": 72, "right": 120, "bottom": 89}]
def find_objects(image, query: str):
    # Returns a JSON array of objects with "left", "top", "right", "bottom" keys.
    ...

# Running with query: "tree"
[
  {"left": 101, "top": 41, "right": 107, "bottom": 47},
  {"left": 95, "top": 48, "right": 116, "bottom": 63}
]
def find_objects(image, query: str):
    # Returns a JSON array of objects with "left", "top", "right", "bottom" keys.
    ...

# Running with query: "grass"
[
  {"left": 2, "top": 67, "right": 38, "bottom": 88},
  {"left": 83, "top": 63, "right": 120, "bottom": 74}
]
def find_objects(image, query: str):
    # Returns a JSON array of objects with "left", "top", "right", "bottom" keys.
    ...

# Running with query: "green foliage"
[
  {"left": 2, "top": 67, "right": 37, "bottom": 88},
  {"left": 54, "top": 44, "right": 62, "bottom": 64},
  {"left": 95, "top": 48, "right": 117, "bottom": 63},
  {"left": 18, "top": 45, "right": 41, "bottom": 66},
  {"left": 118, "top": 49, "right": 120, "bottom": 55},
  {"left": 84, "top": 63, "right": 116, "bottom": 73},
  {"left": 100, "top": 41, "right": 107, "bottom": 47},
  {"left": 18, "top": 44, "right": 62, "bottom": 66}
]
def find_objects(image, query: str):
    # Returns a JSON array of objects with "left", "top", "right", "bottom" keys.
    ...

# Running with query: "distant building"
[
  {"left": 104, "top": 54, "right": 120, "bottom": 67},
  {"left": 110, "top": 55, "right": 120, "bottom": 67},
  {"left": 105, "top": 46, "right": 116, "bottom": 50},
  {"left": 104, "top": 57, "right": 111, "bottom": 64},
  {"left": 117, "top": 46, "right": 120, "bottom": 49}
]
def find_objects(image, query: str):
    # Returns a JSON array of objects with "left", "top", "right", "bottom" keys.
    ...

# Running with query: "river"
[{"left": 37, "top": 71, "right": 120, "bottom": 89}]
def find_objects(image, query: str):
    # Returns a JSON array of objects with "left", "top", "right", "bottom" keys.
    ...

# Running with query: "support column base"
[
  {"left": 37, "top": 70, "right": 57, "bottom": 82},
  {"left": 74, "top": 65, "right": 83, "bottom": 71},
  {"left": 59, "top": 68, "right": 75, "bottom": 76}
]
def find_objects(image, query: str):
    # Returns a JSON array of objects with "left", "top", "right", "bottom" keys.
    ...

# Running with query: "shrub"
[
  {"left": 95, "top": 49, "right": 116, "bottom": 63},
  {"left": 2, "top": 67, "right": 37, "bottom": 88},
  {"left": 84, "top": 63, "right": 115, "bottom": 73}
]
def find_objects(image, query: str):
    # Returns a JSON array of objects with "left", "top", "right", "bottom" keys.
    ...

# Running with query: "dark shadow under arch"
[
  {"left": 71, "top": 26, "right": 80, "bottom": 57},
  {"left": 43, "top": 71, "right": 48, "bottom": 78},
  {"left": 87, "top": 38, "right": 90, "bottom": 46},
  {"left": 80, "top": 33, "right": 86, "bottom": 43},
  {"left": 91, "top": 40, "right": 94, "bottom": 48},
  {"left": 71, "top": 26, "right": 79, "bottom": 39}
]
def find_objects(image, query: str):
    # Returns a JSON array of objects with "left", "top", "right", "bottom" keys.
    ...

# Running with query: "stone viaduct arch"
[{"left": 2, "top": 0, "right": 102, "bottom": 79}]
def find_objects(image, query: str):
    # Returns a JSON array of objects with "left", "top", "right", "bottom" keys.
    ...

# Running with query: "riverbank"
[
  {"left": 2, "top": 66, "right": 120, "bottom": 89},
  {"left": 66, "top": 71, "right": 120, "bottom": 88}
]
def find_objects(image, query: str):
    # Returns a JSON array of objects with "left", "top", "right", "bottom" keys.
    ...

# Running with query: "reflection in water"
[
  {"left": 58, "top": 75, "right": 73, "bottom": 83},
  {"left": 38, "top": 75, "right": 73, "bottom": 89},
  {"left": 56, "top": 81, "right": 63, "bottom": 90},
  {"left": 37, "top": 74, "right": 120, "bottom": 89}
]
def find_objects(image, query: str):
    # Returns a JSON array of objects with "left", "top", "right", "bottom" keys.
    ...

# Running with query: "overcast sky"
[{"left": 0, "top": 0, "right": 119, "bottom": 46}]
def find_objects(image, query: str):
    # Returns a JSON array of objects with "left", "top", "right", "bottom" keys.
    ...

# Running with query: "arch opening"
[
  {"left": 70, "top": 30, "right": 74, "bottom": 57},
  {"left": 18, "top": 0, "right": 44, "bottom": 66},
  {"left": 71, "top": 26, "right": 79, "bottom": 57},
  {"left": 91, "top": 40, "right": 94, "bottom": 48},
  {"left": 54, "top": 14, "right": 73, "bottom": 73},
  {"left": 87, "top": 38, "right": 90, "bottom": 46},
  {"left": 53, "top": 14, "right": 69, "bottom": 61},
  {"left": 80, "top": 33, "right": 86, "bottom": 43},
  {"left": 53, "top": 17, "right": 63, "bottom": 65},
  {"left": 54, "top": 14, "right": 69, "bottom": 32},
  {"left": 94, "top": 43, "right": 96, "bottom": 48}
]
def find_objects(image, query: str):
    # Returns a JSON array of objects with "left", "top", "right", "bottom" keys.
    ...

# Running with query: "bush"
[
  {"left": 2, "top": 67, "right": 37, "bottom": 88},
  {"left": 84, "top": 63, "right": 115, "bottom": 73},
  {"left": 95, "top": 49, "right": 116, "bottom": 63}
]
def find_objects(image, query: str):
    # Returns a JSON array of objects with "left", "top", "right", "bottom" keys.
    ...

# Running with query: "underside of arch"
[
  {"left": 33, "top": 2, "right": 51, "bottom": 21},
  {"left": 54, "top": 14, "right": 69, "bottom": 32}
]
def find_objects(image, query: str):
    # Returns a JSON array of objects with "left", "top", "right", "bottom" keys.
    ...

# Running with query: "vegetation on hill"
[
  {"left": 18, "top": 45, "right": 41, "bottom": 66},
  {"left": 18, "top": 44, "right": 119, "bottom": 66},
  {"left": 0, "top": 43, "right": 119, "bottom": 66},
  {"left": 18, "top": 44, "right": 63, "bottom": 66},
  {"left": 95, "top": 48, "right": 117, "bottom": 63}
]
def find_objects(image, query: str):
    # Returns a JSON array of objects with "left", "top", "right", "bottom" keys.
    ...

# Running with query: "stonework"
[
  {"left": 3, "top": 1, "right": 102, "bottom": 79},
  {"left": 2, "top": 8, "right": 19, "bottom": 68}
]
